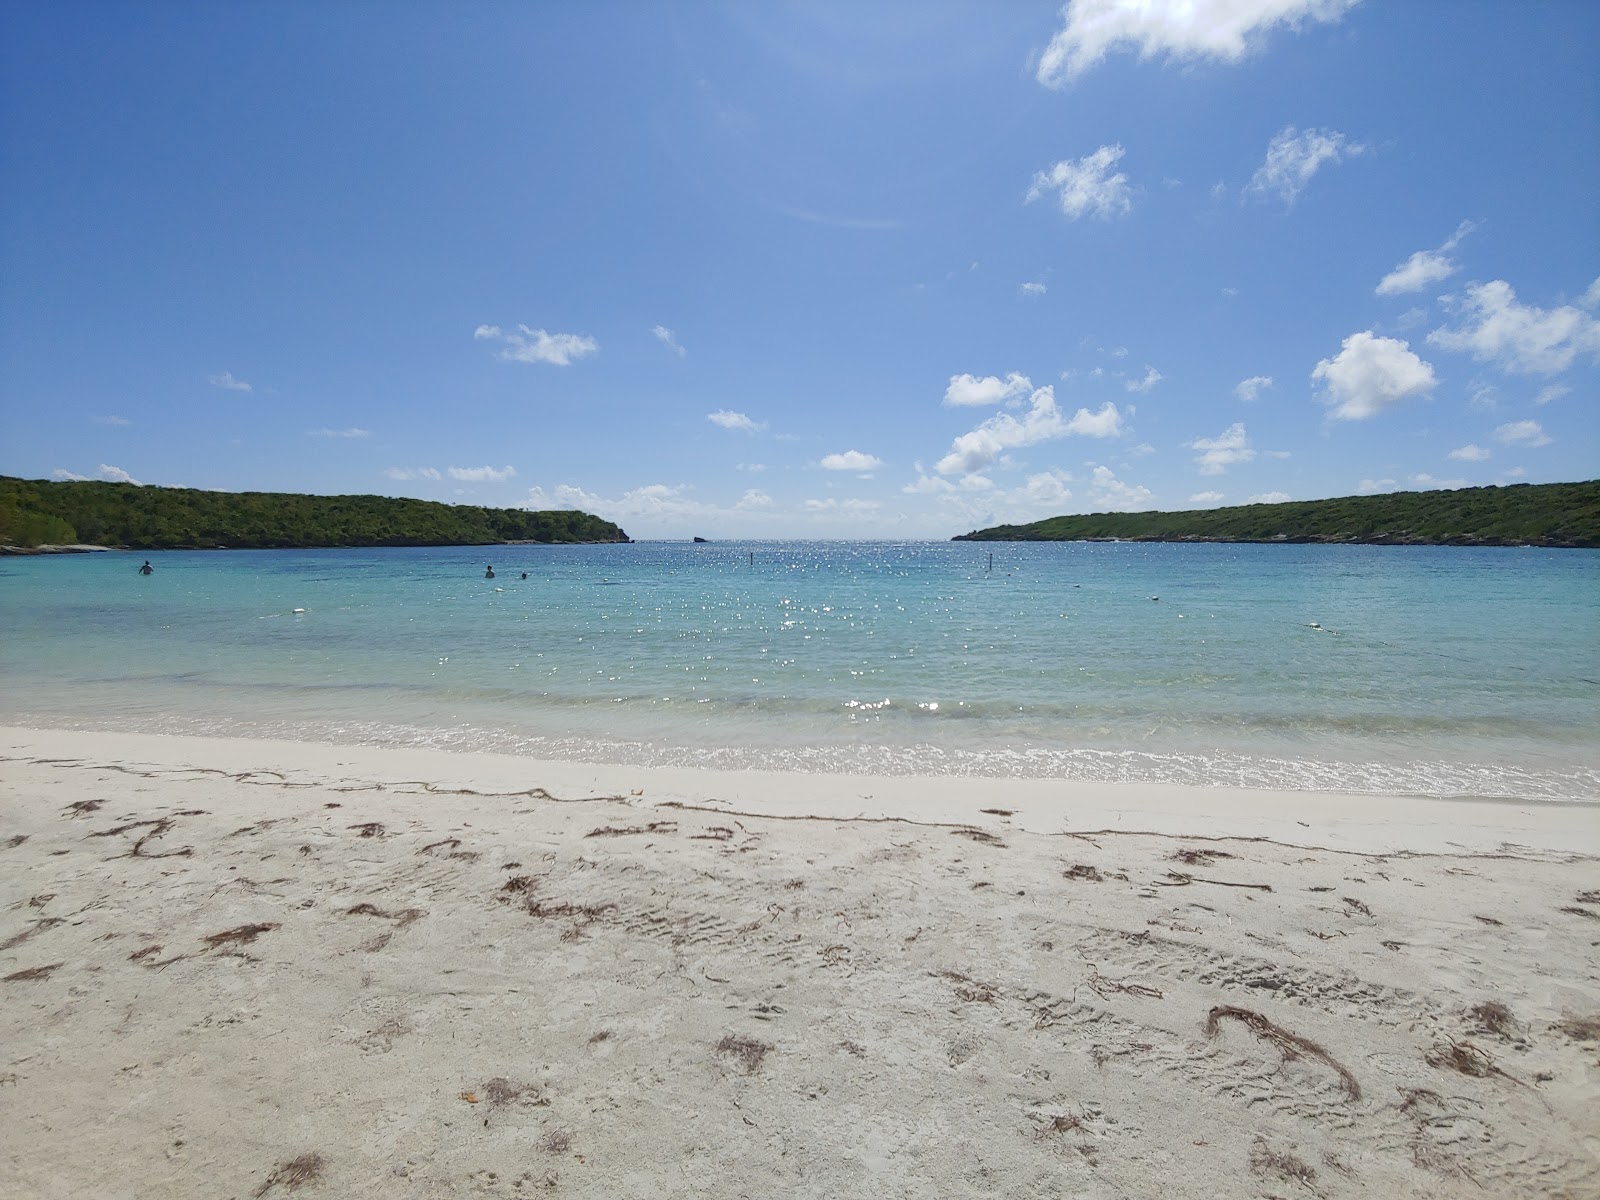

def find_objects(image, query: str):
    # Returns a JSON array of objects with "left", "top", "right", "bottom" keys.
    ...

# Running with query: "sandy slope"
[{"left": 1, "top": 727, "right": 1597, "bottom": 1199}]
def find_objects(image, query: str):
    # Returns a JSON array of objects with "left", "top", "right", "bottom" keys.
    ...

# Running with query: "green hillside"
[
  {"left": 0, "top": 477, "right": 629, "bottom": 550},
  {"left": 951, "top": 481, "right": 1600, "bottom": 548}
]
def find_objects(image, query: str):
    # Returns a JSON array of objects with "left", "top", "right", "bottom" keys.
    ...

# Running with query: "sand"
[{"left": 1, "top": 725, "right": 1597, "bottom": 1199}]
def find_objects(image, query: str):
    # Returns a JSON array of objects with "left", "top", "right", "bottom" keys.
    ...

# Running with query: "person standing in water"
[
  {"left": 485, "top": 564, "right": 495, "bottom": 579},
  {"left": 138, "top": 561, "right": 153, "bottom": 575}
]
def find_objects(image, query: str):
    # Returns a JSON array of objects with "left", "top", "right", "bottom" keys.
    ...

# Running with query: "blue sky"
[{"left": 2, "top": 1, "right": 1596, "bottom": 538}]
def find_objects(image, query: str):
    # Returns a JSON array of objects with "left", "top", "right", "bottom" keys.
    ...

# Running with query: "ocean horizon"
[{"left": 5, "top": 539, "right": 1597, "bottom": 802}]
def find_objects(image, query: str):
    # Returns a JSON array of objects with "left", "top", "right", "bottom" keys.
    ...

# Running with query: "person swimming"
[
  {"left": 138, "top": 561, "right": 153, "bottom": 575},
  {"left": 485, "top": 564, "right": 495, "bottom": 579},
  {"left": 521, "top": 572, "right": 528, "bottom": 580}
]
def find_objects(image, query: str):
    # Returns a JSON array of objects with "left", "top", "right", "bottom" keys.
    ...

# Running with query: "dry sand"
[{"left": 1, "top": 725, "right": 1597, "bottom": 1199}]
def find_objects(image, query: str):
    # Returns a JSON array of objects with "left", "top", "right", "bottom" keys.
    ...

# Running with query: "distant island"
[
  {"left": 0, "top": 476, "right": 629, "bottom": 551},
  {"left": 952, "top": 481, "right": 1600, "bottom": 548}
]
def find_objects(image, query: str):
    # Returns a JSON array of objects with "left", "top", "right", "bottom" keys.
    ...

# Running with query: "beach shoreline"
[{"left": 3, "top": 724, "right": 1597, "bottom": 1198}]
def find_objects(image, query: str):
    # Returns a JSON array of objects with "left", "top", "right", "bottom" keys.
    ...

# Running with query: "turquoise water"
[{"left": 3, "top": 541, "right": 1597, "bottom": 800}]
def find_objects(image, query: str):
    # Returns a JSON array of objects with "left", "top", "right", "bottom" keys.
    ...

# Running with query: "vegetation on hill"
[
  {"left": 0, "top": 477, "right": 629, "bottom": 550},
  {"left": 951, "top": 481, "right": 1600, "bottom": 548}
]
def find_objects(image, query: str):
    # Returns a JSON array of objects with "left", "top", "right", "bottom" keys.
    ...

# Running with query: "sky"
[{"left": 2, "top": 0, "right": 1596, "bottom": 539}]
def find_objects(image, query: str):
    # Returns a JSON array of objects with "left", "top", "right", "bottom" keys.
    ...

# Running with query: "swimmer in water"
[
  {"left": 138, "top": 561, "right": 153, "bottom": 575},
  {"left": 521, "top": 572, "right": 528, "bottom": 580},
  {"left": 485, "top": 564, "right": 495, "bottom": 579}
]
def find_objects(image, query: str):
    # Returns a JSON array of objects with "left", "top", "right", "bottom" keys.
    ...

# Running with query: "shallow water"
[{"left": 4, "top": 540, "right": 1597, "bottom": 799}]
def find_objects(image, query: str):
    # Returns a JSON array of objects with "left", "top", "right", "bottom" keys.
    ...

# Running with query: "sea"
[{"left": 3, "top": 540, "right": 1597, "bottom": 801}]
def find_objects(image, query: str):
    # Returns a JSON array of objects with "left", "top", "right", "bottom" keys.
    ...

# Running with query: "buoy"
[{"left": 291, "top": 608, "right": 307, "bottom": 614}]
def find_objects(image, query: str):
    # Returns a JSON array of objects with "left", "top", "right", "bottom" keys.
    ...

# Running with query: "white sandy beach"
[{"left": 2, "top": 724, "right": 1597, "bottom": 1199}]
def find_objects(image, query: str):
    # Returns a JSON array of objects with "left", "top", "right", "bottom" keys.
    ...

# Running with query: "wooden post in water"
[
  {"left": 987, "top": 552, "right": 993, "bottom": 573},
  {"left": 749, "top": 551, "right": 754, "bottom": 568}
]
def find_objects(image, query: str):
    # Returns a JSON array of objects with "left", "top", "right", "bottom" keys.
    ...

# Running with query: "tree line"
[
  {"left": 0, "top": 477, "right": 630, "bottom": 550},
  {"left": 951, "top": 481, "right": 1600, "bottom": 548}
]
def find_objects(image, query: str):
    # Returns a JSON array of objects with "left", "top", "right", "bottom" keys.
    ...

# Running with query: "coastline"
[{"left": 3, "top": 724, "right": 1597, "bottom": 1198}]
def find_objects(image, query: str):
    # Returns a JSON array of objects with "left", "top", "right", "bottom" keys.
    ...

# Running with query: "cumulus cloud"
[
  {"left": 1375, "top": 220, "right": 1477, "bottom": 296},
  {"left": 1535, "top": 384, "right": 1570, "bottom": 406},
  {"left": 820, "top": 450, "right": 885, "bottom": 472},
  {"left": 1234, "top": 375, "right": 1273, "bottom": 402},
  {"left": 707, "top": 410, "right": 767, "bottom": 433},
  {"left": 736, "top": 489, "right": 772, "bottom": 509},
  {"left": 1025, "top": 145, "right": 1133, "bottom": 221},
  {"left": 1245, "top": 126, "right": 1365, "bottom": 206},
  {"left": 944, "top": 372, "right": 1033, "bottom": 407},
  {"left": 1124, "top": 366, "right": 1163, "bottom": 394},
  {"left": 1087, "top": 465, "right": 1154, "bottom": 512},
  {"left": 652, "top": 325, "right": 686, "bottom": 357},
  {"left": 1493, "top": 420, "right": 1551, "bottom": 448},
  {"left": 308, "top": 427, "right": 371, "bottom": 439},
  {"left": 384, "top": 467, "right": 443, "bottom": 481},
  {"left": 1428, "top": 280, "right": 1600, "bottom": 375},
  {"left": 208, "top": 371, "right": 253, "bottom": 392},
  {"left": 51, "top": 469, "right": 92, "bottom": 481},
  {"left": 1187, "top": 422, "right": 1256, "bottom": 475},
  {"left": 736, "top": 462, "right": 767, "bottom": 473},
  {"left": 1357, "top": 478, "right": 1397, "bottom": 495},
  {"left": 937, "top": 389, "right": 1124, "bottom": 476},
  {"left": 475, "top": 323, "right": 598, "bottom": 366},
  {"left": 92, "top": 414, "right": 130, "bottom": 426},
  {"left": 1189, "top": 491, "right": 1225, "bottom": 504},
  {"left": 447, "top": 465, "right": 517, "bottom": 482},
  {"left": 1312, "top": 331, "right": 1436, "bottom": 420},
  {"left": 1409, "top": 474, "right": 1467, "bottom": 490},
  {"left": 1019, "top": 281, "right": 1048, "bottom": 297},
  {"left": 95, "top": 464, "right": 141, "bottom": 484},
  {"left": 1036, "top": 0, "right": 1359, "bottom": 85},
  {"left": 1447, "top": 444, "right": 1489, "bottom": 462},
  {"left": 1248, "top": 491, "right": 1292, "bottom": 504}
]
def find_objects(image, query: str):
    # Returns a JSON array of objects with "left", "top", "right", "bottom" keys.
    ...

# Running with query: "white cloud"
[
  {"left": 944, "top": 372, "right": 1033, "bottom": 408},
  {"left": 1247, "top": 491, "right": 1292, "bottom": 504},
  {"left": 1245, "top": 126, "right": 1365, "bottom": 206},
  {"left": 308, "top": 427, "right": 371, "bottom": 439},
  {"left": 1025, "top": 145, "right": 1133, "bottom": 221},
  {"left": 1534, "top": 384, "right": 1570, "bottom": 406},
  {"left": 1022, "top": 470, "right": 1073, "bottom": 506},
  {"left": 820, "top": 450, "right": 885, "bottom": 472},
  {"left": 1428, "top": 280, "right": 1600, "bottom": 375},
  {"left": 1375, "top": 220, "right": 1477, "bottom": 296},
  {"left": 1189, "top": 491, "right": 1225, "bottom": 504},
  {"left": 707, "top": 410, "right": 767, "bottom": 433},
  {"left": 208, "top": 371, "right": 253, "bottom": 392},
  {"left": 476, "top": 323, "right": 598, "bottom": 366},
  {"left": 1187, "top": 422, "right": 1256, "bottom": 475},
  {"left": 736, "top": 462, "right": 767, "bottom": 473},
  {"left": 385, "top": 467, "right": 442, "bottom": 481},
  {"left": 1409, "top": 474, "right": 1468, "bottom": 490},
  {"left": 92, "top": 414, "right": 130, "bottom": 426},
  {"left": 51, "top": 469, "right": 91, "bottom": 481},
  {"left": 1019, "top": 281, "right": 1048, "bottom": 297},
  {"left": 447, "top": 465, "right": 516, "bottom": 482},
  {"left": 652, "top": 325, "right": 686, "bottom": 357},
  {"left": 1357, "top": 478, "right": 1397, "bottom": 495},
  {"left": 1503, "top": 466, "right": 1526, "bottom": 479},
  {"left": 97, "top": 464, "right": 141, "bottom": 484},
  {"left": 1125, "top": 366, "right": 1163, "bottom": 393},
  {"left": 1312, "top": 331, "right": 1436, "bottom": 420},
  {"left": 902, "top": 474, "right": 956, "bottom": 496},
  {"left": 735, "top": 489, "right": 772, "bottom": 509},
  {"left": 937, "top": 390, "right": 1124, "bottom": 476},
  {"left": 1263, "top": 450, "right": 1291, "bottom": 460},
  {"left": 1087, "top": 465, "right": 1154, "bottom": 512},
  {"left": 1447, "top": 444, "right": 1490, "bottom": 462},
  {"left": 1234, "top": 375, "right": 1273, "bottom": 402},
  {"left": 1493, "top": 420, "right": 1551, "bottom": 448},
  {"left": 1036, "top": 0, "right": 1359, "bottom": 85}
]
